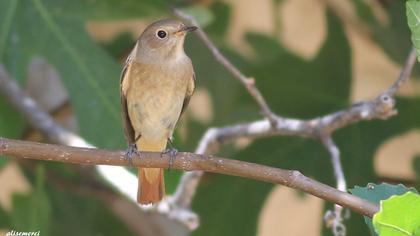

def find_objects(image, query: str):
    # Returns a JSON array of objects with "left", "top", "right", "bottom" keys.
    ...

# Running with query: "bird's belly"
[{"left": 127, "top": 86, "right": 185, "bottom": 141}]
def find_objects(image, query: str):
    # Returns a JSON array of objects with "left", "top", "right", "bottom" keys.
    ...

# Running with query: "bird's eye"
[{"left": 156, "top": 30, "right": 167, "bottom": 39}]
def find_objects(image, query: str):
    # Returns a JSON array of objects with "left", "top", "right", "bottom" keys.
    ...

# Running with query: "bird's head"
[{"left": 137, "top": 19, "right": 197, "bottom": 61}]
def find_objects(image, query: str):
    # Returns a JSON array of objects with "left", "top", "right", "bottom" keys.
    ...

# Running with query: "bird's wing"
[
  {"left": 179, "top": 72, "right": 196, "bottom": 119},
  {"left": 120, "top": 47, "right": 136, "bottom": 144}
]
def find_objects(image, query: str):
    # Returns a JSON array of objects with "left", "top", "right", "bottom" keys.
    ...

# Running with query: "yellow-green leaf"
[
  {"left": 406, "top": 0, "right": 420, "bottom": 62},
  {"left": 373, "top": 192, "right": 420, "bottom": 236}
]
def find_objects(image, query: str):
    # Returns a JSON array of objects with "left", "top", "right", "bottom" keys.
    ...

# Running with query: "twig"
[
  {"left": 170, "top": 47, "right": 417, "bottom": 217},
  {"left": 0, "top": 137, "right": 379, "bottom": 218},
  {"left": 173, "top": 8, "right": 278, "bottom": 126},
  {"left": 385, "top": 47, "right": 417, "bottom": 96},
  {"left": 322, "top": 136, "right": 346, "bottom": 236}
]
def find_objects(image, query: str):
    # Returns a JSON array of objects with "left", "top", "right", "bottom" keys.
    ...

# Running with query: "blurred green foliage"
[
  {"left": 11, "top": 166, "right": 51, "bottom": 235},
  {"left": 354, "top": 0, "right": 414, "bottom": 68},
  {"left": 0, "top": 0, "right": 419, "bottom": 236}
]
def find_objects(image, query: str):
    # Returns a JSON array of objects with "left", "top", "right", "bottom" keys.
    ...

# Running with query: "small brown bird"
[{"left": 120, "top": 19, "right": 196, "bottom": 204}]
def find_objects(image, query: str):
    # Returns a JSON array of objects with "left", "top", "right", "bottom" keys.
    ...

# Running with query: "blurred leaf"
[
  {"left": 47, "top": 186, "right": 136, "bottom": 236},
  {"left": 353, "top": 0, "right": 376, "bottom": 24},
  {"left": 180, "top": 6, "right": 214, "bottom": 27},
  {"left": 414, "top": 156, "right": 420, "bottom": 190},
  {"left": 35, "top": 0, "right": 166, "bottom": 21},
  {"left": 406, "top": 0, "right": 420, "bottom": 62},
  {"left": 15, "top": 162, "right": 136, "bottom": 236},
  {"left": 0, "top": 100, "right": 25, "bottom": 140},
  {"left": 350, "top": 183, "right": 418, "bottom": 236},
  {"left": 373, "top": 192, "right": 420, "bottom": 236},
  {"left": 0, "top": 0, "right": 17, "bottom": 58},
  {"left": 353, "top": 0, "right": 420, "bottom": 75},
  {"left": 0, "top": 205, "right": 11, "bottom": 228},
  {"left": 11, "top": 165, "right": 51, "bottom": 235},
  {"left": 204, "top": 2, "right": 231, "bottom": 42},
  {"left": 85, "top": 0, "right": 166, "bottom": 20},
  {"left": 245, "top": 33, "right": 287, "bottom": 63},
  {"left": 100, "top": 32, "right": 134, "bottom": 59},
  {"left": 0, "top": 0, "right": 163, "bottom": 149},
  {"left": 0, "top": 0, "right": 25, "bottom": 151},
  {"left": 0, "top": 155, "right": 7, "bottom": 170}
]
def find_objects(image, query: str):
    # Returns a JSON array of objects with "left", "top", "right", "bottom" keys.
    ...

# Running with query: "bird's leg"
[
  {"left": 164, "top": 137, "right": 178, "bottom": 170},
  {"left": 124, "top": 135, "right": 141, "bottom": 166}
]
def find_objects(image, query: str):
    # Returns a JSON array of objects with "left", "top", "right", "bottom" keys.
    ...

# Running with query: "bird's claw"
[
  {"left": 163, "top": 148, "right": 178, "bottom": 171},
  {"left": 124, "top": 143, "right": 140, "bottom": 166}
]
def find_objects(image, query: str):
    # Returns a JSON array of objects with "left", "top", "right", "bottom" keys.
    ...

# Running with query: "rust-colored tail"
[{"left": 137, "top": 138, "right": 166, "bottom": 204}]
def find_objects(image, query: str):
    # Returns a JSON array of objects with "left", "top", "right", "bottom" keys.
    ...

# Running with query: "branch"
[
  {"left": 322, "top": 136, "right": 346, "bottom": 236},
  {"left": 386, "top": 47, "right": 417, "bottom": 97},
  {"left": 170, "top": 46, "right": 417, "bottom": 215},
  {"left": 0, "top": 137, "right": 379, "bottom": 218},
  {"left": 173, "top": 8, "right": 278, "bottom": 126},
  {"left": 0, "top": 63, "right": 196, "bottom": 233}
]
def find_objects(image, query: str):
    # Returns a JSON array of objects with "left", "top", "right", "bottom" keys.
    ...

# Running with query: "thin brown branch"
[
  {"left": 172, "top": 8, "right": 278, "bottom": 126},
  {"left": 385, "top": 47, "right": 417, "bottom": 96},
  {"left": 0, "top": 137, "right": 379, "bottom": 218},
  {"left": 0, "top": 63, "right": 198, "bottom": 231}
]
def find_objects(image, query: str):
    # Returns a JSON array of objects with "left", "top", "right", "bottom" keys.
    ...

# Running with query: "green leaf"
[
  {"left": 47, "top": 184, "right": 136, "bottom": 236},
  {"left": 79, "top": 0, "right": 167, "bottom": 20},
  {"left": 350, "top": 183, "right": 418, "bottom": 236},
  {"left": 0, "top": 99, "right": 25, "bottom": 141},
  {"left": 0, "top": 155, "right": 7, "bottom": 170},
  {"left": 0, "top": 205, "right": 11, "bottom": 228},
  {"left": 204, "top": 2, "right": 232, "bottom": 42},
  {"left": 0, "top": 0, "right": 163, "bottom": 149},
  {"left": 407, "top": 0, "right": 420, "bottom": 62},
  {"left": 25, "top": 0, "right": 167, "bottom": 21},
  {"left": 15, "top": 163, "right": 137, "bottom": 236},
  {"left": 11, "top": 165, "right": 51, "bottom": 235},
  {"left": 99, "top": 32, "right": 133, "bottom": 58},
  {"left": 373, "top": 192, "right": 420, "bottom": 236}
]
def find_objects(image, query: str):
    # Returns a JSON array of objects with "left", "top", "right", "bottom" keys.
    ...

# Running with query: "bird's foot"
[
  {"left": 163, "top": 147, "right": 178, "bottom": 171},
  {"left": 124, "top": 143, "right": 140, "bottom": 166}
]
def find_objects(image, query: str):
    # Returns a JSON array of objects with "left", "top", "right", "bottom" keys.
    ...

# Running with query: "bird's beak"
[
  {"left": 180, "top": 25, "right": 198, "bottom": 32},
  {"left": 175, "top": 25, "right": 198, "bottom": 36}
]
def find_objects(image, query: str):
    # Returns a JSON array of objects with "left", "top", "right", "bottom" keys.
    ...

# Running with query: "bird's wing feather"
[
  {"left": 179, "top": 72, "right": 195, "bottom": 119},
  {"left": 120, "top": 47, "right": 136, "bottom": 144}
]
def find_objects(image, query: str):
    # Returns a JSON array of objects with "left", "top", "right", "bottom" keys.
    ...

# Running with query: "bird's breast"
[{"left": 125, "top": 61, "right": 191, "bottom": 140}]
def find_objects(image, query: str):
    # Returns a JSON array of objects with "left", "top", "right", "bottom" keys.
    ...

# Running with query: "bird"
[{"left": 120, "top": 19, "right": 196, "bottom": 204}]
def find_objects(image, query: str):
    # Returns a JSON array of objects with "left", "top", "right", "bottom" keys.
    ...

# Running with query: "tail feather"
[
  {"left": 138, "top": 168, "right": 165, "bottom": 204},
  {"left": 137, "top": 138, "right": 166, "bottom": 205}
]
